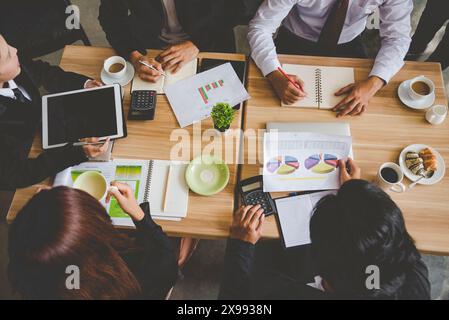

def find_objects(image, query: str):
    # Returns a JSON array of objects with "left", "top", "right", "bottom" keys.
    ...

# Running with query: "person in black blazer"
[
  {"left": 0, "top": 35, "right": 107, "bottom": 190},
  {"left": 9, "top": 182, "right": 178, "bottom": 299},
  {"left": 99, "top": 0, "right": 240, "bottom": 83},
  {"left": 219, "top": 160, "right": 430, "bottom": 300}
]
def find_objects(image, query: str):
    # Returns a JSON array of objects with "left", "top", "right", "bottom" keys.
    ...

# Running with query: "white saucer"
[
  {"left": 101, "top": 61, "right": 135, "bottom": 86},
  {"left": 398, "top": 80, "right": 435, "bottom": 110},
  {"left": 399, "top": 144, "right": 445, "bottom": 185}
]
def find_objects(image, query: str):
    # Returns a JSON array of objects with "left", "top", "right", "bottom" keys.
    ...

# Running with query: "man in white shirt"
[{"left": 248, "top": 0, "right": 413, "bottom": 117}]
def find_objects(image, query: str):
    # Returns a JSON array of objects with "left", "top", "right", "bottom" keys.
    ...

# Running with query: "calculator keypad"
[
  {"left": 132, "top": 91, "right": 155, "bottom": 111},
  {"left": 246, "top": 191, "right": 273, "bottom": 213}
]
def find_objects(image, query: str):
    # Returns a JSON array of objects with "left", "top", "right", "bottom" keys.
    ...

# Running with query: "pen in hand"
[
  {"left": 138, "top": 60, "right": 166, "bottom": 77},
  {"left": 277, "top": 67, "right": 306, "bottom": 96}
]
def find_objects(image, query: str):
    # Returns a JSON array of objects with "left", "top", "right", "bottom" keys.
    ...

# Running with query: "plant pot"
[{"left": 214, "top": 123, "right": 230, "bottom": 132}]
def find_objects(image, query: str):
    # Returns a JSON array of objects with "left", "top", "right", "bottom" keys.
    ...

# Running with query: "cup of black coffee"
[
  {"left": 375, "top": 162, "right": 406, "bottom": 193},
  {"left": 103, "top": 56, "right": 127, "bottom": 80}
]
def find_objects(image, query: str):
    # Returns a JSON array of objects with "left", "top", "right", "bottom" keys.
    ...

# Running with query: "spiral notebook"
[
  {"left": 281, "top": 64, "right": 354, "bottom": 109},
  {"left": 131, "top": 59, "right": 198, "bottom": 94},
  {"left": 53, "top": 159, "right": 189, "bottom": 226}
]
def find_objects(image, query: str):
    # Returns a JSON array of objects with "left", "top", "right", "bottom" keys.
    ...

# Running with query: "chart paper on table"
[
  {"left": 263, "top": 132, "right": 352, "bottom": 192},
  {"left": 165, "top": 63, "right": 250, "bottom": 128}
]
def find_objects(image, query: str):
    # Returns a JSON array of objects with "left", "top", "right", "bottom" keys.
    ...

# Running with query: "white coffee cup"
[
  {"left": 73, "top": 171, "right": 116, "bottom": 201},
  {"left": 408, "top": 75, "right": 435, "bottom": 101},
  {"left": 103, "top": 56, "right": 127, "bottom": 80},
  {"left": 426, "top": 104, "right": 448, "bottom": 125},
  {"left": 374, "top": 162, "right": 406, "bottom": 193}
]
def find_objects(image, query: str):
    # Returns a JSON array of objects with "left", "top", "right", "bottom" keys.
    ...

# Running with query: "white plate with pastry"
[{"left": 399, "top": 144, "right": 445, "bottom": 185}]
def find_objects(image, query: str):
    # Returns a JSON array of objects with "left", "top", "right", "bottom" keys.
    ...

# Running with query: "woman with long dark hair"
[{"left": 8, "top": 182, "right": 178, "bottom": 299}]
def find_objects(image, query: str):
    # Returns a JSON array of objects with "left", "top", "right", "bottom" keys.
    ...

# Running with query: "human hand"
[
  {"left": 230, "top": 205, "right": 265, "bottom": 245},
  {"left": 106, "top": 181, "right": 145, "bottom": 221},
  {"left": 158, "top": 41, "right": 199, "bottom": 73},
  {"left": 81, "top": 137, "right": 110, "bottom": 158},
  {"left": 332, "top": 76, "right": 384, "bottom": 117},
  {"left": 339, "top": 158, "right": 361, "bottom": 184},
  {"left": 84, "top": 79, "right": 103, "bottom": 89},
  {"left": 130, "top": 51, "right": 164, "bottom": 83},
  {"left": 267, "top": 70, "right": 306, "bottom": 105}
]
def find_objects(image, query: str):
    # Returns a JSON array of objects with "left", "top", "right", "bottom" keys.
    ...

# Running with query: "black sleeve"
[
  {"left": 133, "top": 203, "right": 177, "bottom": 254},
  {"left": 0, "top": 136, "right": 87, "bottom": 190},
  {"left": 98, "top": 0, "right": 146, "bottom": 58},
  {"left": 132, "top": 203, "right": 178, "bottom": 299},
  {"left": 218, "top": 238, "right": 255, "bottom": 300},
  {"left": 24, "top": 59, "right": 89, "bottom": 93}
]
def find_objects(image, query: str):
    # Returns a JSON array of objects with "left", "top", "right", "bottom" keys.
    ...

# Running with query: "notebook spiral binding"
[
  {"left": 143, "top": 160, "right": 154, "bottom": 203},
  {"left": 315, "top": 68, "right": 323, "bottom": 107}
]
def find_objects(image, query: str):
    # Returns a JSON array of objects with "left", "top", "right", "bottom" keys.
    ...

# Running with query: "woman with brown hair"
[{"left": 8, "top": 182, "right": 178, "bottom": 300}]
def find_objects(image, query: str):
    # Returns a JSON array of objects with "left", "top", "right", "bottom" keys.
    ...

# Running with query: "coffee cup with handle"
[
  {"left": 374, "top": 162, "right": 406, "bottom": 193},
  {"left": 73, "top": 171, "right": 117, "bottom": 201}
]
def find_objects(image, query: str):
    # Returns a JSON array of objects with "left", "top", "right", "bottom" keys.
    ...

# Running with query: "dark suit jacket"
[
  {"left": 219, "top": 239, "right": 431, "bottom": 300},
  {"left": 125, "top": 203, "right": 178, "bottom": 299},
  {"left": 99, "top": 0, "right": 241, "bottom": 58},
  {"left": 0, "top": 59, "right": 90, "bottom": 190}
]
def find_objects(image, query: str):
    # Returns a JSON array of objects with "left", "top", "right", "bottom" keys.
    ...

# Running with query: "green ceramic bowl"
[{"left": 186, "top": 155, "right": 230, "bottom": 196}]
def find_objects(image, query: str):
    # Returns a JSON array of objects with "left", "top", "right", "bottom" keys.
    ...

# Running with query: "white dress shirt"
[
  {"left": 248, "top": 0, "right": 413, "bottom": 83},
  {"left": 0, "top": 80, "right": 32, "bottom": 101},
  {"left": 160, "top": 0, "right": 190, "bottom": 44}
]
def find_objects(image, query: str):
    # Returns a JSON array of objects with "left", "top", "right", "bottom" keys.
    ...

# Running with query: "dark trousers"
[
  {"left": 409, "top": 2, "right": 449, "bottom": 69},
  {"left": 251, "top": 239, "right": 316, "bottom": 299},
  {"left": 275, "top": 26, "right": 366, "bottom": 58}
]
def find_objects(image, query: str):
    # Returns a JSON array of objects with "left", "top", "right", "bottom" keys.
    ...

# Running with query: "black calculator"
[
  {"left": 128, "top": 90, "right": 156, "bottom": 120},
  {"left": 239, "top": 175, "right": 277, "bottom": 216}
]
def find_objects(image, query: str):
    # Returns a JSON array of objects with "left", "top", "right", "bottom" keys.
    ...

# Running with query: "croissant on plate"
[{"left": 419, "top": 148, "right": 438, "bottom": 172}]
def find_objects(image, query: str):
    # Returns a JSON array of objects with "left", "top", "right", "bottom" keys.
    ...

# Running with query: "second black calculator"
[
  {"left": 239, "top": 175, "right": 277, "bottom": 216},
  {"left": 128, "top": 90, "right": 156, "bottom": 120}
]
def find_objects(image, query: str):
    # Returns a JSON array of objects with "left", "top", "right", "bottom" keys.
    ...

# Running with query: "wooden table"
[
  {"left": 6, "top": 45, "right": 246, "bottom": 239},
  {"left": 241, "top": 54, "right": 449, "bottom": 255}
]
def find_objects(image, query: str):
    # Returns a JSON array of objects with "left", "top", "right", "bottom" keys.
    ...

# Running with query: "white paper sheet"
[
  {"left": 275, "top": 190, "right": 336, "bottom": 248},
  {"left": 263, "top": 132, "right": 352, "bottom": 192},
  {"left": 165, "top": 63, "right": 250, "bottom": 128}
]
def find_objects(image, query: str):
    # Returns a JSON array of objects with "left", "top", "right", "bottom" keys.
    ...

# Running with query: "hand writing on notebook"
[
  {"left": 107, "top": 181, "right": 145, "bottom": 222},
  {"left": 339, "top": 158, "right": 361, "bottom": 184},
  {"left": 130, "top": 51, "right": 164, "bottom": 83},
  {"left": 230, "top": 205, "right": 265, "bottom": 245},
  {"left": 158, "top": 41, "right": 199, "bottom": 74},
  {"left": 332, "top": 76, "right": 385, "bottom": 117},
  {"left": 267, "top": 70, "right": 307, "bottom": 105},
  {"left": 80, "top": 137, "right": 110, "bottom": 158}
]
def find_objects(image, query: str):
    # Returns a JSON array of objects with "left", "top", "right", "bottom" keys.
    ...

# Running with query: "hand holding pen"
[
  {"left": 129, "top": 51, "right": 165, "bottom": 83},
  {"left": 267, "top": 67, "right": 307, "bottom": 105}
]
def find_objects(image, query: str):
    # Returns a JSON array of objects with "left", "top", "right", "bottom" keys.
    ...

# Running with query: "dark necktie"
[
  {"left": 12, "top": 87, "right": 29, "bottom": 103},
  {"left": 317, "top": 0, "right": 350, "bottom": 55}
]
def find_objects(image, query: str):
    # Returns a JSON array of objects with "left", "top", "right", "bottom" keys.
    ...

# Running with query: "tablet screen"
[{"left": 47, "top": 86, "right": 118, "bottom": 145}]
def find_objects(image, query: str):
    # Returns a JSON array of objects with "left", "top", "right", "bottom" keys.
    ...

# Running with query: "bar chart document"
[{"left": 165, "top": 63, "right": 250, "bottom": 128}]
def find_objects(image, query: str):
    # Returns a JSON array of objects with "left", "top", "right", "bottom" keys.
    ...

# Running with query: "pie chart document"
[{"left": 263, "top": 132, "right": 352, "bottom": 192}]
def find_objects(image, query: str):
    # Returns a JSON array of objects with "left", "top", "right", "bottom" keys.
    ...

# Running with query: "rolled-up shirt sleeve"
[
  {"left": 247, "top": 0, "right": 298, "bottom": 77},
  {"left": 369, "top": 0, "right": 413, "bottom": 83}
]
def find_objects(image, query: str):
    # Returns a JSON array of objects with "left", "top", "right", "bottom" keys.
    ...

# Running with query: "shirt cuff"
[
  {"left": 261, "top": 59, "right": 282, "bottom": 77},
  {"left": 83, "top": 79, "right": 92, "bottom": 89},
  {"left": 369, "top": 61, "right": 403, "bottom": 84}
]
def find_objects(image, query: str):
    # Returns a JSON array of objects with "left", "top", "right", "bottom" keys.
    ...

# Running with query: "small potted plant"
[{"left": 211, "top": 103, "right": 235, "bottom": 132}]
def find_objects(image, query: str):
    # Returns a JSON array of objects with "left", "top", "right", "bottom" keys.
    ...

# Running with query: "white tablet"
[{"left": 42, "top": 84, "right": 126, "bottom": 149}]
